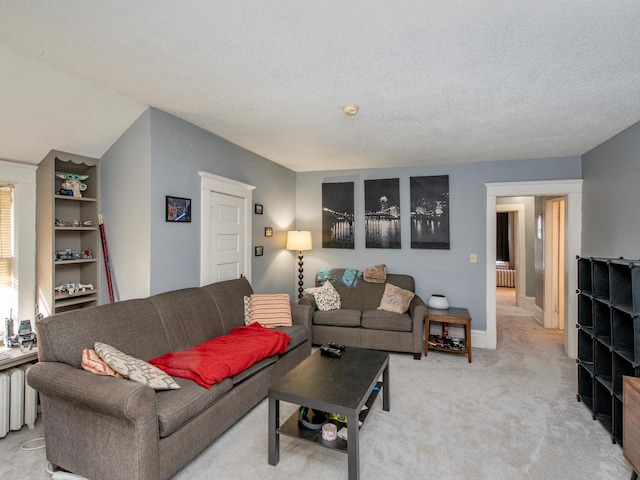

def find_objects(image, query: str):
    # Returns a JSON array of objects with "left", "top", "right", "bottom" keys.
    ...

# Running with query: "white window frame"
[
  {"left": 0, "top": 185, "right": 15, "bottom": 334},
  {"left": 0, "top": 160, "right": 36, "bottom": 331}
]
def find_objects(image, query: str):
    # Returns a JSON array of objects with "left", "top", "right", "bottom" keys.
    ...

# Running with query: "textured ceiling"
[{"left": 1, "top": 1, "right": 640, "bottom": 172}]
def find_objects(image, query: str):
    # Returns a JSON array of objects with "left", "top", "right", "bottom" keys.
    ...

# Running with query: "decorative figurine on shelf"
[
  {"left": 55, "top": 249, "right": 80, "bottom": 261},
  {"left": 56, "top": 172, "right": 89, "bottom": 197},
  {"left": 56, "top": 219, "right": 93, "bottom": 227},
  {"left": 71, "top": 219, "right": 93, "bottom": 227},
  {"left": 55, "top": 282, "right": 94, "bottom": 296}
]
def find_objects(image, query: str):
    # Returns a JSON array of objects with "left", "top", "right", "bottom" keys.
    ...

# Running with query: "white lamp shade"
[{"left": 286, "top": 231, "right": 312, "bottom": 251}]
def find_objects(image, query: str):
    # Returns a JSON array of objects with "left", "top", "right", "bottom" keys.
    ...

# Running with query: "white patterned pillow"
[
  {"left": 249, "top": 293, "right": 292, "bottom": 327},
  {"left": 304, "top": 281, "right": 341, "bottom": 311},
  {"left": 378, "top": 283, "right": 415, "bottom": 314},
  {"left": 244, "top": 295, "right": 252, "bottom": 325},
  {"left": 94, "top": 342, "right": 180, "bottom": 390}
]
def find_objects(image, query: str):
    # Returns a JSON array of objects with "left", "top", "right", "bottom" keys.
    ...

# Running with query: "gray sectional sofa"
[
  {"left": 299, "top": 272, "right": 427, "bottom": 359},
  {"left": 27, "top": 277, "right": 312, "bottom": 480}
]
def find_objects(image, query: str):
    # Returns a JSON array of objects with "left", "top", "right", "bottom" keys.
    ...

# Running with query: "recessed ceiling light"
[{"left": 341, "top": 104, "right": 359, "bottom": 116}]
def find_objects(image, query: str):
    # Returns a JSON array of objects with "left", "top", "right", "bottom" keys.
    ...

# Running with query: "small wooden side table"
[{"left": 424, "top": 307, "right": 472, "bottom": 363}]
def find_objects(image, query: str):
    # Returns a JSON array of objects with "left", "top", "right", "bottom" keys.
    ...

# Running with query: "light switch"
[{"left": 470, "top": 253, "right": 477, "bottom": 263}]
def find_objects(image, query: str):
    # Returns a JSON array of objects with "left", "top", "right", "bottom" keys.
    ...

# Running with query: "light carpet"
[{"left": 0, "top": 293, "right": 632, "bottom": 479}]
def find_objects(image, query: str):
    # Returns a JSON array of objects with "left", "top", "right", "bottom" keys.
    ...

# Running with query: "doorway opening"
[
  {"left": 485, "top": 180, "right": 582, "bottom": 358},
  {"left": 496, "top": 202, "right": 526, "bottom": 309}
]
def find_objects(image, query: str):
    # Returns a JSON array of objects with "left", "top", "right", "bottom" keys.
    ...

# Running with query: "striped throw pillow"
[
  {"left": 81, "top": 348, "right": 123, "bottom": 378},
  {"left": 249, "top": 293, "right": 292, "bottom": 327}
]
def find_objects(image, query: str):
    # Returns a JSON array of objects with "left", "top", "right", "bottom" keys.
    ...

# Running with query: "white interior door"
[
  {"left": 544, "top": 197, "right": 566, "bottom": 330},
  {"left": 209, "top": 192, "right": 245, "bottom": 282},
  {"left": 199, "top": 171, "right": 255, "bottom": 286},
  {"left": 551, "top": 198, "right": 565, "bottom": 330}
]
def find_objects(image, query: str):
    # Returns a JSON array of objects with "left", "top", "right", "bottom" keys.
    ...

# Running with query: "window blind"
[{"left": 0, "top": 185, "right": 13, "bottom": 288}]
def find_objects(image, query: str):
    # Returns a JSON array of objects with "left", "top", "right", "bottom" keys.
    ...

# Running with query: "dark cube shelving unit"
[{"left": 576, "top": 256, "right": 640, "bottom": 446}]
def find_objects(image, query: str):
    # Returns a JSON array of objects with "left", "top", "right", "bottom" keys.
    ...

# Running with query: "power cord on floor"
[{"left": 21, "top": 436, "right": 45, "bottom": 450}]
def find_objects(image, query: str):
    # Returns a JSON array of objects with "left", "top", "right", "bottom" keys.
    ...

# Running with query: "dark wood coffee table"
[{"left": 268, "top": 347, "right": 390, "bottom": 480}]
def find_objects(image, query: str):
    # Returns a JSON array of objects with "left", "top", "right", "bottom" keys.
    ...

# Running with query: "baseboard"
[
  {"left": 532, "top": 304, "right": 544, "bottom": 326},
  {"left": 519, "top": 295, "right": 535, "bottom": 309},
  {"left": 471, "top": 330, "right": 487, "bottom": 349}
]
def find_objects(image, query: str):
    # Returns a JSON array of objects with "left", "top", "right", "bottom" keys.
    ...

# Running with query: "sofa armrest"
[
  {"left": 291, "top": 302, "right": 313, "bottom": 343},
  {"left": 298, "top": 293, "right": 317, "bottom": 311},
  {"left": 409, "top": 295, "right": 428, "bottom": 355},
  {"left": 27, "top": 361, "right": 160, "bottom": 480},
  {"left": 28, "top": 361, "right": 157, "bottom": 418}
]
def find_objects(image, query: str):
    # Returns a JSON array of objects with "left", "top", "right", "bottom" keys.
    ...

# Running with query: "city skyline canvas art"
[
  {"left": 364, "top": 178, "right": 401, "bottom": 249},
  {"left": 410, "top": 175, "right": 450, "bottom": 249},
  {"left": 322, "top": 182, "right": 354, "bottom": 249}
]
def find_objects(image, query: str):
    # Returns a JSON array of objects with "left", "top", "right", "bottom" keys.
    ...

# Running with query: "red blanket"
[{"left": 149, "top": 323, "right": 291, "bottom": 388}]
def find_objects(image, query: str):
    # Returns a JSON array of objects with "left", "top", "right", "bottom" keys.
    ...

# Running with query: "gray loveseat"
[
  {"left": 299, "top": 272, "right": 426, "bottom": 359},
  {"left": 27, "top": 277, "right": 312, "bottom": 480}
]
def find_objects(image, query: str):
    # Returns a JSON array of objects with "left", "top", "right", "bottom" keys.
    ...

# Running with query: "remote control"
[
  {"left": 320, "top": 345, "right": 343, "bottom": 358},
  {"left": 328, "top": 342, "right": 345, "bottom": 351}
]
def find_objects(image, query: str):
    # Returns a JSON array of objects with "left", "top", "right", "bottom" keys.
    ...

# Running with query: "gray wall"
[
  {"left": 296, "top": 157, "right": 581, "bottom": 332},
  {"left": 100, "top": 110, "right": 152, "bottom": 301},
  {"left": 582, "top": 120, "right": 640, "bottom": 259},
  {"left": 101, "top": 108, "right": 298, "bottom": 300}
]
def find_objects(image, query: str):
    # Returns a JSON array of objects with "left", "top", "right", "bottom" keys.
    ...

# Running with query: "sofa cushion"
[
  {"left": 149, "top": 287, "right": 225, "bottom": 353},
  {"left": 155, "top": 377, "right": 233, "bottom": 438},
  {"left": 95, "top": 342, "right": 180, "bottom": 390},
  {"left": 378, "top": 283, "right": 415, "bottom": 314},
  {"left": 232, "top": 324, "right": 308, "bottom": 385},
  {"left": 36, "top": 298, "right": 170, "bottom": 366},
  {"left": 276, "top": 324, "right": 308, "bottom": 351},
  {"left": 202, "top": 277, "right": 255, "bottom": 334},
  {"left": 304, "top": 281, "right": 341, "bottom": 311},
  {"left": 362, "top": 309, "right": 413, "bottom": 332},
  {"left": 312, "top": 309, "right": 362, "bottom": 327},
  {"left": 232, "top": 355, "right": 278, "bottom": 384}
]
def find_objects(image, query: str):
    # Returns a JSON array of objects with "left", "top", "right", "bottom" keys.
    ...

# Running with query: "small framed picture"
[
  {"left": 166, "top": 196, "right": 191, "bottom": 223},
  {"left": 255, "top": 246, "right": 264, "bottom": 256},
  {"left": 255, "top": 204, "right": 263, "bottom": 214},
  {"left": 265, "top": 227, "right": 273, "bottom": 237}
]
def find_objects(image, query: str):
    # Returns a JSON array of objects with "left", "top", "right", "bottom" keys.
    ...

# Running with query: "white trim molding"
[
  {"left": 0, "top": 160, "right": 37, "bottom": 321},
  {"left": 485, "top": 179, "right": 582, "bottom": 357},
  {"left": 199, "top": 172, "right": 255, "bottom": 286}
]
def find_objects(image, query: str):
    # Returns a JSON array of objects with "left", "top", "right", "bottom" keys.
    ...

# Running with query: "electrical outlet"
[{"left": 470, "top": 253, "right": 477, "bottom": 263}]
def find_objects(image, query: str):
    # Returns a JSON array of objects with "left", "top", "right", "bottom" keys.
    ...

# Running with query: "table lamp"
[{"left": 286, "top": 231, "right": 312, "bottom": 299}]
